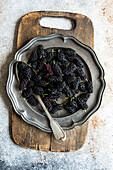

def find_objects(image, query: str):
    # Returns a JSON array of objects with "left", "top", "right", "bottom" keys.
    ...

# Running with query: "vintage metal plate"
[{"left": 7, "top": 34, "right": 105, "bottom": 132}]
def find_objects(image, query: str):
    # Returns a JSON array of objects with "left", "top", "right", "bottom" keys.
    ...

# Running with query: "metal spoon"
[
  {"left": 15, "top": 62, "right": 66, "bottom": 141},
  {"left": 36, "top": 95, "right": 66, "bottom": 141}
]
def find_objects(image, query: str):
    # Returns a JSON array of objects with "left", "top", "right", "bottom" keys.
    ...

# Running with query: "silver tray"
[{"left": 6, "top": 34, "right": 105, "bottom": 132}]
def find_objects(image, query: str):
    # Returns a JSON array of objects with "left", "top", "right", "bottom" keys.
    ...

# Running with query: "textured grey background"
[{"left": 0, "top": 0, "right": 113, "bottom": 169}]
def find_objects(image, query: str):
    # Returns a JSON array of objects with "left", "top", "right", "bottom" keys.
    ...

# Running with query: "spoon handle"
[
  {"left": 50, "top": 119, "right": 66, "bottom": 141},
  {"left": 36, "top": 95, "right": 66, "bottom": 141}
]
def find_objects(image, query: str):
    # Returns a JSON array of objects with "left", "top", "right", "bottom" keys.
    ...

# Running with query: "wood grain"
[{"left": 12, "top": 11, "right": 94, "bottom": 151}]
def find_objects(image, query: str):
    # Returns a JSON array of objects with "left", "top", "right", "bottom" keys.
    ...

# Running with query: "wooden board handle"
[
  {"left": 27, "top": 11, "right": 85, "bottom": 33},
  {"left": 38, "top": 11, "right": 76, "bottom": 30}
]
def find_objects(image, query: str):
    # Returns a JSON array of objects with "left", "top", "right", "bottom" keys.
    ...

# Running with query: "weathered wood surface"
[{"left": 12, "top": 11, "right": 94, "bottom": 151}]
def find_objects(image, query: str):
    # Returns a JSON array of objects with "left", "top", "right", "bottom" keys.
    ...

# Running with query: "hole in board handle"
[{"left": 40, "top": 17, "right": 76, "bottom": 30}]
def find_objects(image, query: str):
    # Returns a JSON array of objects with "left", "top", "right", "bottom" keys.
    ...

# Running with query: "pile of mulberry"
[{"left": 17, "top": 45, "right": 93, "bottom": 114}]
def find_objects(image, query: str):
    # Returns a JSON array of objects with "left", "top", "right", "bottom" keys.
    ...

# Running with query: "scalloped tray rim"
[{"left": 6, "top": 33, "right": 106, "bottom": 132}]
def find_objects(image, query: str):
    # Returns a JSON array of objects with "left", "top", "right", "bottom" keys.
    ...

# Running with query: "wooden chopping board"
[{"left": 12, "top": 11, "right": 94, "bottom": 151}]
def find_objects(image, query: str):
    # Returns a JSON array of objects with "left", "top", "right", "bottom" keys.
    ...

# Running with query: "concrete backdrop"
[{"left": 0, "top": 0, "right": 113, "bottom": 169}]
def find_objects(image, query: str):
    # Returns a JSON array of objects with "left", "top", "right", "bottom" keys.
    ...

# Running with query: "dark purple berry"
[
  {"left": 18, "top": 71, "right": 24, "bottom": 80},
  {"left": 46, "top": 52, "right": 54, "bottom": 62},
  {"left": 65, "top": 89, "right": 73, "bottom": 98},
  {"left": 22, "top": 88, "right": 33, "bottom": 98},
  {"left": 19, "top": 79, "right": 29, "bottom": 90},
  {"left": 46, "top": 64, "right": 53, "bottom": 75},
  {"left": 77, "top": 97, "right": 88, "bottom": 110},
  {"left": 52, "top": 64, "right": 62, "bottom": 76},
  {"left": 75, "top": 67, "right": 85, "bottom": 78},
  {"left": 48, "top": 76, "right": 57, "bottom": 82},
  {"left": 86, "top": 80, "right": 93, "bottom": 93},
  {"left": 72, "top": 77, "right": 81, "bottom": 93},
  {"left": 63, "top": 86, "right": 70, "bottom": 93},
  {"left": 74, "top": 54, "right": 84, "bottom": 68},
  {"left": 79, "top": 82, "right": 87, "bottom": 92},
  {"left": 37, "top": 45, "right": 44, "bottom": 56},
  {"left": 51, "top": 89, "right": 58, "bottom": 95},
  {"left": 51, "top": 104, "right": 62, "bottom": 114},
  {"left": 31, "top": 61, "right": 38, "bottom": 69},
  {"left": 64, "top": 48, "right": 76, "bottom": 57},
  {"left": 27, "top": 80, "right": 34, "bottom": 88},
  {"left": 18, "top": 62, "right": 26, "bottom": 70},
  {"left": 79, "top": 93, "right": 90, "bottom": 102},
  {"left": 23, "top": 67, "right": 32, "bottom": 79},
  {"left": 52, "top": 101, "right": 58, "bottom": 106},
  {"left": 66, "top": 56, "right": 76, "bottom": 62},
  {"left": 64, "top": 105, "right": 76, "bottom": 114},
  {"left": 57, "top": 53, "right": 67, "bottom": 62},
  {"left": 38, "top": 80, "right": 47, "bottom": 87},
  {"left": 56, "top": 91, "right": 62, "bottom": 98},
  {"left": 49, "top": 83, "right": 55, "bottom": 89},
  {"left": 44, "top": 100, "right": 52, "bottom": 112},
  {"left": 57, "top": 81, "right": 66, "bottom": 91},
  {"left": 63, "top": 65, "right": 77, "bottom": 75},
  {"left": 65, "top": 75, "right": 75, "bottom": 84},
  {"left": 71, "top": 89, "right": 76, "bottom": 97},
  {"left": 55, "top": 61, "right": 62, "bottom": 66},
  {"left": 57, "top": 76, "right": 63, "bottom": 82},
  {"left": 49, "top": 94, "right": 60, "bottom": 100},
  {"left": 27, "top": 95, "right": 38, "bottom": 106},
  {"left": 40, "top": 57, "right": 47, "bottom": 63},
  {"left": 33, "top": 86, "right": 44, "bottom": 95},
  {"left": 38, "top": 62, "right": 44, "bottom": 70},
  {"left": 28, "top": 51, "right": 38, "bottom": 64},
  {"left": 32, "top": 74, "right": 40, "bottom": 83},
  {"left": 69, "top": 100, "right": 78, "bottom": 109}
]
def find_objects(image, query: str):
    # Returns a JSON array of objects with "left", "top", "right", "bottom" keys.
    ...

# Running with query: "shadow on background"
[{"left": 0, "top": 18, "right": 21, "bottom": 142}]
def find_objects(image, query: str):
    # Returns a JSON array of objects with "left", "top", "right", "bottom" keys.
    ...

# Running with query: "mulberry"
[
  {"left": 52, "top": 64, "right": 62, "bottom": 76},
  {"left": 23, "top": 67, "right": 32, "bottom": 79},
  {"left": 27, "top": 95, "right": 38, "bottom": 106},
  {"left": 46, "top": 64, "right": 53, "bottom": 75},
  {"left": 69, "top": 100, "right": 78, "bottom": 109},
  {"left": 38, "top": 62, "right": 44, "bottom": 70},
  {"left": 74, "top": 54, "right": 84, "bottom": 68},
  {"left": 51, "top": 104, "right": 62, "bottom": 114},
  {"left": 57, "top": 53, "right": 67, "bottom": 62},
  {"left": 64, "top": 48, "right": 76, "bottom": 57},
  {"left": 38, "top": 80, "right": 47, "bottom": 87},
  {"left": 57, "top": 81, "right": 66, "bottom": 91},
  {"left": 18, "top": 71, "right": 25, "bottom": 81},
  {"left": 22, "top": 88, "right": 33, "bottom": 98},
  {"left": 64, "top": 105, "right": 76, "bottom": 114},
  {"left": 79, "top": 93, "right": 90, "bottom": 102},
  {"left": 75, "top": 67, "right": 85, "bottom": 79},
  {"left": 65, "top": 75, "right": 75, "bottom": 84},
  {"left": 65, "top": 89, "right": 73, "bottom": 98},
  {"left": 28, "top": 51, "right": 38, "bottom": 64},
  {"left": 44, "top": 100, "right": 53, "bottom": 112},
  {"left": 86, "top": 80, "right": 93, "bottom": 93},
  {"left": 79, "top": 82, "right": 87, "bottom": 92},
  {"left": 72, "top": 77, "right": 81, "bottom": 93},
  {"left": 46, "top": 52, "right": 54, "bottom": 62},
  {"left": 19, "top": 79, "right": 29, "bottom": 91},
  {"left": 27, "top": 80, "right": 34, "bottom": 88},
  {"left": 18, "top": 62, "right": 26, "bottom": 70},
  {"left": 48, "top": 76, "right": 57, "bottom": 82},
  {"left": 63, "top": 65, "right": 77, "bottom": 75},
  {"left": 77, "top": 97, "right": 88, "bottom": 110},
  {"left": 33, "top": 86, "right": 44, "bottom": 95},
  {"left": 31, "top": 61, "right": 38, "bottom": 70},
  {"left": 37, "top": 45, "right": 44, "bottom": 56}
]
